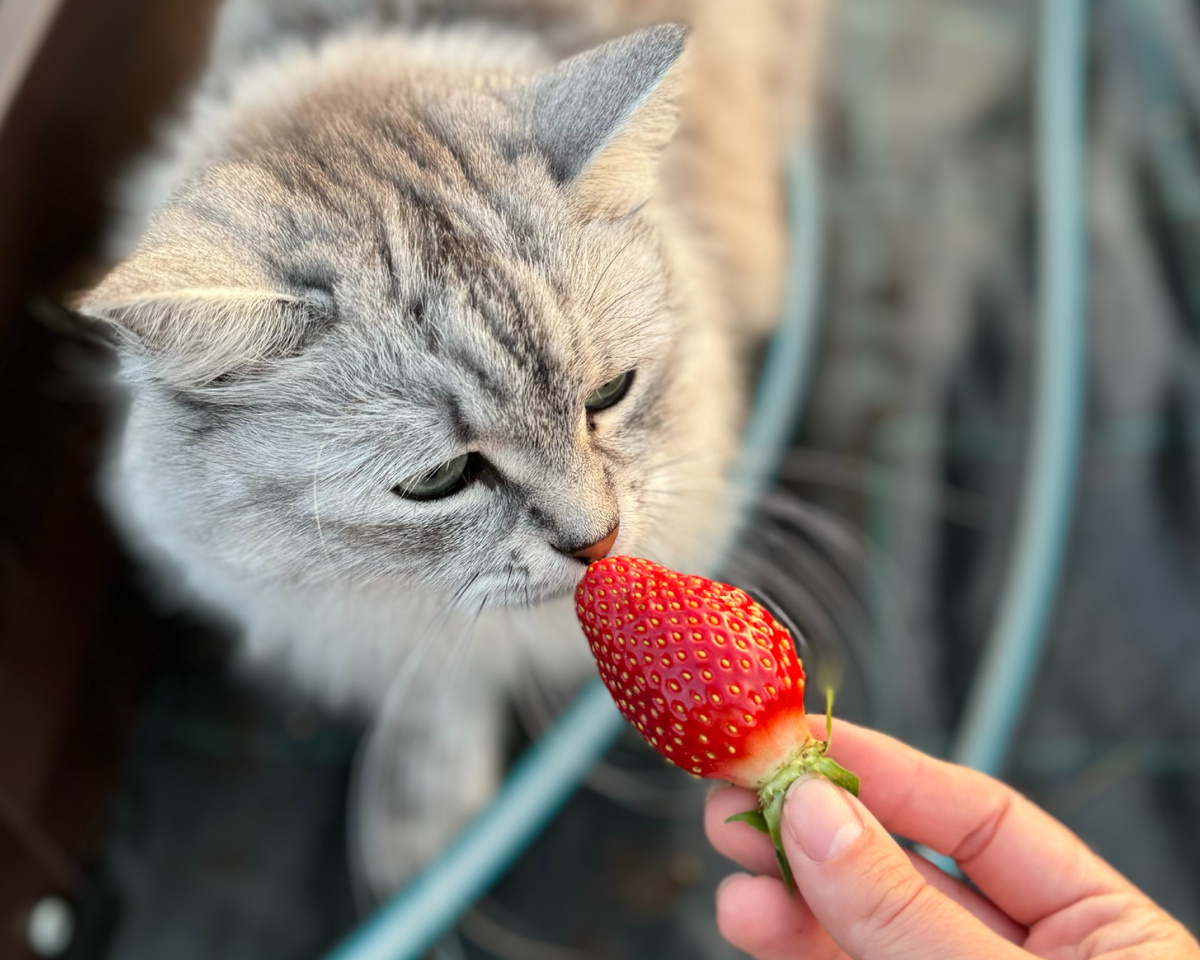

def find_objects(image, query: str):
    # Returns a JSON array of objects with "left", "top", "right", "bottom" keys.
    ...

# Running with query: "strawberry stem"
[
  {"left": 722, "top": 694, "right": 859, "bottom": 893},
  {"left": 762, "top": 789, "right": 793, "bottom": 890},
  {"left": 747, "top": 734, "right": 860, "bottom": 894}
]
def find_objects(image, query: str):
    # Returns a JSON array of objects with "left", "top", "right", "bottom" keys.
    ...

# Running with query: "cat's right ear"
[
  {"left": 76, "top": 239, "right": 328, "bottom": 391},
  {"left": 522, "top": 24, "right": 690, "bottom": 217},
  {"left": 77, "top": 164, "right": 335, "bottom": 391}
]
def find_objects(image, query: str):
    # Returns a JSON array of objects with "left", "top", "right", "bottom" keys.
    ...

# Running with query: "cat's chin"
[
  {"left": 522, "top": 583, "right": 578, "bottom": 609},
  {"left": 493, "top": 580, "right": 577, "bottom": 610},
  {"left": 443, "top": 567, "right": 581, "bottom": 612}
]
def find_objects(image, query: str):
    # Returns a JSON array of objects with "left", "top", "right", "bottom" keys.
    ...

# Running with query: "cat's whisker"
[
  {"left": 638, "top": 469, "right": 711, "bottom": 488},
  {"left": 381, "top": 570, "right": 484, "bottom": 710},
  {"left": 640, "top": 447, "right": 711, "bottom": 473},
  {"left": 503, "top": 562, "right": 517, "bottom": 608},
  {"left": 425, "top": 598, "right": 489, "bottom": 827},
  {"left": 637, "top": 481, "right": 725, "bottom": 499},
  {"left": 779, "top": 447, "right": 991, "bottom": 527},
  {"left": 448, "top": 569, "right": 484, "bottom": 610},
  {"left": 433, "top": 598, "right": 484, "bottom": 721},
  {"left": 637, "top": 509, "right": 710, "bottom": 560},
  {"left": 584, "top": 231, "right": 645, "bottom": 314},
  {"left": 594, "top": 278, "right": 658, "bottom": 323},
  {"left": 311, "top": 437, "right": 336, "bottom": 575},
  {"left": 433, "top": 601, "right": 485, "bottom": 851}
]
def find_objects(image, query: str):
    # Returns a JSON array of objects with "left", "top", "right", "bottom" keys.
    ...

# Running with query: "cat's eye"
[
  {"left": 393, "top": 454, "right": 471, "bottom": 501},
  {"left": 585, "top": 370, "right": 634, "bottom": 413}
]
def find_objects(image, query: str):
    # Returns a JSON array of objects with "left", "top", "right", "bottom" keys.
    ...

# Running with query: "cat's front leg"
[{"left": 351, "top": 672, "right": 505, "bottom": 898}]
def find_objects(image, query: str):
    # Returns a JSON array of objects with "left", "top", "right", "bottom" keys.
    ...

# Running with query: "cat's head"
[{"left": 80, "top": 24, "right": 738, "bottom": 612}]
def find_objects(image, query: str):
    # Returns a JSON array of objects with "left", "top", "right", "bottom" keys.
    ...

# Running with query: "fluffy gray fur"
[{"left": 79, "top": 0, "right": 807, "bottom": 890}]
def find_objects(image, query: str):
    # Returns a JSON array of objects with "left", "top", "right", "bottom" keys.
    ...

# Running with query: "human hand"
[{"left": 705, "top": 718, "right": 1200, "bottom": 959}]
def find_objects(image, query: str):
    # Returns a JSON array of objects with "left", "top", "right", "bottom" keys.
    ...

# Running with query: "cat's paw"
[
  {"left": 354, "top": 794, "right": 475, "bottom": 896},
  {"left": 349, "top": 686, "right": 503, "bottom": 898}
]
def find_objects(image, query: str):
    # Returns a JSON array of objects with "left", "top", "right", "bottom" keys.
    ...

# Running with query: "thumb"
[{"left": 781, "top": 775, "right": 1023, "bottom": 960}]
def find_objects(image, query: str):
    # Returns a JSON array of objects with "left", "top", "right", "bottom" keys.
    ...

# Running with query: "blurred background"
[{"left": 2, "top": 0, "right": 1200, "bottom": 957}]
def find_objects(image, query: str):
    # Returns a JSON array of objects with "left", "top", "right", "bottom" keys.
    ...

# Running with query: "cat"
[{"left": 78, "top": 0, "right": 825, "bottom": 892}]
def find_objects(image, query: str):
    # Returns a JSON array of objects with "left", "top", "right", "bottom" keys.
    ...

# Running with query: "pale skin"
[{"left": 704, "top": 719, "right": 1200, "bottom": 960}]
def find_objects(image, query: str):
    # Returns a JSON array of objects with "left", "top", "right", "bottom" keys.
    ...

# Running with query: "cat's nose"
[{"left": 564, "top": 524, "right": 620, "bottom": 564}]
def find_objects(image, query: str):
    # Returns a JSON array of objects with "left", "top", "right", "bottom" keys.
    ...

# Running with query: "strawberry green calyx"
[{"left": 726, "top": 692, "right": 859, "bottom": 891}]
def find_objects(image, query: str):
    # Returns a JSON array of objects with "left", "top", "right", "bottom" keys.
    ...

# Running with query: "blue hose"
[
  {"left": 729, "top": 145, "right": 827, "bottom": 525},
  {"left": 321, "top": 144, "right": 827, "bottom": 960},
  {"left": 950, "top": 0, "right": 1089, "bottom": 775}
]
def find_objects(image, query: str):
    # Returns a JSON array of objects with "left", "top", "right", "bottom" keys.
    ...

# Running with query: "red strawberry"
[{"left": 575, "top": 555, "right": 858, "bottom": 887}]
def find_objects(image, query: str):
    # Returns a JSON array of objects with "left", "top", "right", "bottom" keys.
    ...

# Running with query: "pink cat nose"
[{"left": 568, "top": 524, "right": 619, "bottom": 563}]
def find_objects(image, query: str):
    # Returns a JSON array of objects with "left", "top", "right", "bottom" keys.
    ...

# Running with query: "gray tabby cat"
[{"left": 79, "top": 0, "right": 824, "bottom": 891}]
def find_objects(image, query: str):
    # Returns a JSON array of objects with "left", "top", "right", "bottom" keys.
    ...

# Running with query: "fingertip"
[
  {"left": 783, "top": 775, "right": 865, "bottom": 864},
  {"left": 704, "top": 783, "right": 757, "bottom": 814},
  {"left": 714, "top": 872, "right": 768, "bottom": 935},
  {"left": 714, "top": 872, "right": 756, "bottom": 945},
  {"left": 705, "top": 781, "right": 732, "bottom": 800},
  {"left": 705, "top": 786, "right": 779, "bottom": 876},
  {"left": 715, "top": 873, "right": 832, "bottom": 960},
  {"left": 703, "top": 785, "right": 749, "bottom": 844},
  {"left": 716, "top": 870, "right": 751, "bottom": 896}
]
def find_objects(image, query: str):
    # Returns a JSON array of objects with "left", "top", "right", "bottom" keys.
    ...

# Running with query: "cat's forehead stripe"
[
  {"left": 267, "top": 106, "right": 567, "bottom": 396},
  {"left": 155, "top": 72, "right": 667, "bottom": 448},
  {"left": 442, "top": 344, "right": 508, "bottom": 403}
]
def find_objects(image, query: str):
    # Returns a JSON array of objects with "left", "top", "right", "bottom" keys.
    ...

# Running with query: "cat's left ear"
[{"left": 523, "top": 23, "right": 689, "bottom": 217}]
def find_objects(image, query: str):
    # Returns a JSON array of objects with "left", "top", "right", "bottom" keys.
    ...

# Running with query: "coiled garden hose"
[{"left": 950, "top": 0, "right": 1089, "bottom": 776}]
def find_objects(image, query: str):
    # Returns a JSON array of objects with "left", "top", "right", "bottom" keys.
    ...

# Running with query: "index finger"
[{"left": 821, "top": 719, "right": 1132, "bottom": 925}]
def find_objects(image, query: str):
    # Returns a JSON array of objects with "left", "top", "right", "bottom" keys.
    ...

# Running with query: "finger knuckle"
[
  {"left": 849, "top": 853, "right": 935, "bottom": 951},
  {"left": 949, "top": 784, "right": 1016, "bottom": 868}
]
